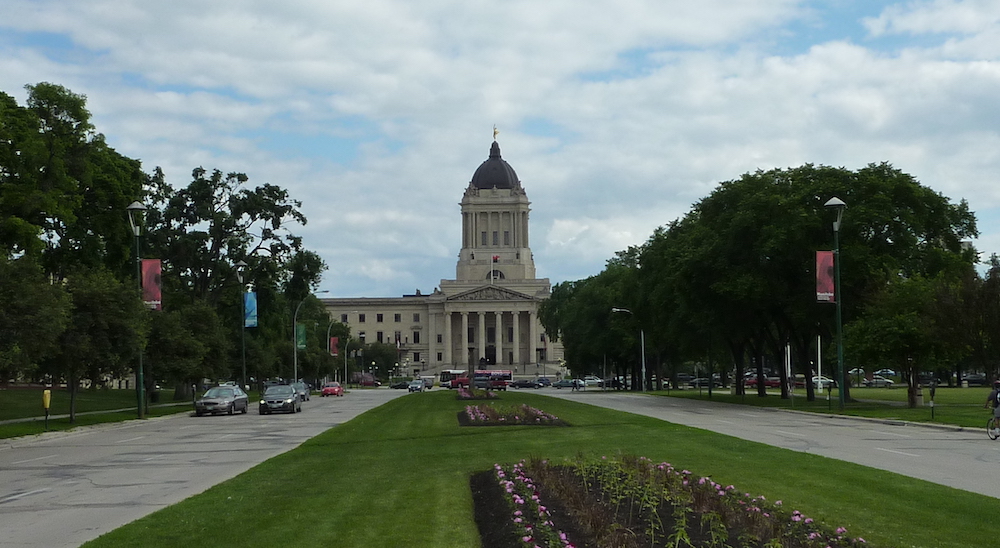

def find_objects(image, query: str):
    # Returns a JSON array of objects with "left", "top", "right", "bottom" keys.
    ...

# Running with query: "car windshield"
[
  {"left": 325, "top": 382, "right": 340, "bottom": 388},
  {"left": 264, "top": 385, "right": 294, "bottom": 396},
  {"left": 204, "top": 388, "right": 234, "bottom": 398}
]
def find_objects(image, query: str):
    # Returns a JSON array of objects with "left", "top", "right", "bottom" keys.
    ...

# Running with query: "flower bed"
[
  {"left": 456, "top": 387, "right": 499, "bottom": 400},
  {"left": 473, "top": 455, "right": 871, "bottom": 548},
  {"left": 458, "top": 403, "right": 567, "bottom": 427}
]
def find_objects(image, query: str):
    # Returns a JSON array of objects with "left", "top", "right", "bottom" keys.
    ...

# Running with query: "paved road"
[
  {"left": 542, "top": 390, "right": 1000, "bottom": 499},
  {"left": 0, "top": 389, "right": 404, "bottom": 548}
]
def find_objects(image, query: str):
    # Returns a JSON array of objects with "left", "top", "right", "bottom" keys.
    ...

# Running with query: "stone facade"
[{"left": 321, "top": 140, "right": 563, "bottom": 377}]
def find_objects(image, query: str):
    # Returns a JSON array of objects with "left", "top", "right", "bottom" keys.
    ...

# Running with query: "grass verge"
[
  {"left": 662, "top": 385, "right": 991, "bottom": 428},
  {"left": 83, "top": 390, "right": 997, "bottom": 548}
]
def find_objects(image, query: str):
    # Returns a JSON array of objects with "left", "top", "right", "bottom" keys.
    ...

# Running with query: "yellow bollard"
[{"left": 42, "top": 389, "right": 51, "bottom": 430}]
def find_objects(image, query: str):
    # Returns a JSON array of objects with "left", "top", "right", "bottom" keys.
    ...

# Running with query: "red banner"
[
  {"left": 816, "top": 251, "right": 835, "bottom": 303},
  {"left": 329, "top": 336, "right": 339, "bottom": 357},
  {"left": 141, "top": 259, "right": 162, "bottom": 310}
]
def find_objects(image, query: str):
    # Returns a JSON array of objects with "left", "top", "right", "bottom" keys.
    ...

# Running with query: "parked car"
[
  {"left": 389, "top": 380, "right": 410, "bottom": 389},
  {"left": 689, "top": 377, "right": 721, "bottom": 388},
  {"left": 863, "top": 375, "right": 894, "bottom": 388},
  {"left": 964, "top": 373, "right": 988, "bottom": 386},
  {"left": 361, "top": 378, "right": 381, "bottom": 387},
  {"left": 875, "top": 368, "right": 896, "bottom": 377},
  {"left": 259, "top": 384, "right": 301, "bottom": 414},
  {"left": 194, "top": 385, "right": 249, "bottom": 416},
  {"left": 552, "top": 378, "right": 584, "bottom": 389},
  {"left": 292, "top": 381, "right": 310, "bottom": 401},
  {"left": 510, "top": 379, "right": 541, "bottom": 389},
  {"left": 321, "top": 381, "right": 344, "bottom": 397},
  {"left": 536, "top": 377, "right": 552, "bottom": 387},
  {"left": 812, "top": 376, "right": 837, "bottom": 389},
  {"left": 745, "top": 376, "right": 781, "bottom": 388},
  {"left": 407, "top": 379, "right": 424, "bottom": 392},
  {"left": 583, "top": 375, "right": 603, "bottom": 387}
]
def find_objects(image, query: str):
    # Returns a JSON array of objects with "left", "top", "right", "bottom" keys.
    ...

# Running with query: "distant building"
[{"left": 322, "top": 139, "right": 564, "bottom": 377}]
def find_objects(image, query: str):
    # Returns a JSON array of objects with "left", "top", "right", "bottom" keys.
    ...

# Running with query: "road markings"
[
  {"left": 12, "top": 455, "right": 57, "bottom": 465},
  {"left": 774, "top": 430, "right": 806, "bottom": 437},
  {"left": 116, "top": 436, "right": 145, "bottom": 444},
  {"left": 0, "top": 488, "right": 50, "bottom": 503},
  {"left": 876, "top": 447, "right": 919, "bottom": 457}
]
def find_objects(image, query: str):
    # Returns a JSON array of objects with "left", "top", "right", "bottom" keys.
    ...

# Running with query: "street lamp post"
[
  {"left": 825, "top": 197, "right": 847, "bottom": 410},
  {"left": 611, "top": 307, "right": 646, "bottom": 391},
  {"left": 126, "top": 201, "right": 147, "bottom": 419},
  {"left": 293, "top": 291, "right": 330, "bottom": 383},
  {"left": 236, "top": 260, "right": 248, "bottom": 390}
]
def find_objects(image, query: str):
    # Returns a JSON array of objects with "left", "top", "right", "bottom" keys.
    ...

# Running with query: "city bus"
[{"left": 439, "top": 369, "right": 469, "bottom": 389}]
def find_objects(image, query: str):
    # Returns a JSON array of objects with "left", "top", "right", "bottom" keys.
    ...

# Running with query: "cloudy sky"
[{"left": 3, "top": 0, "right": 1000, "bottom": 297}]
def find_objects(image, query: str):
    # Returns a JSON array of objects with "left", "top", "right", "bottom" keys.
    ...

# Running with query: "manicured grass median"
[{"left": 82, "top": 390, "right": 998, "bottom": 548}]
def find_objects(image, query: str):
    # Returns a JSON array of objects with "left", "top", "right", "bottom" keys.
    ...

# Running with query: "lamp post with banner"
[{"left": 126, "top": 201, "right": 146, "bottom": 419}]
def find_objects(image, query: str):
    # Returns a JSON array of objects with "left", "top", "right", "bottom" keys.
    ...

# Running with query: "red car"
[
  {"left": 744, "top": 376, "right": 781, "bottom": 388},
  {"left": 321, "top": 381, "right": 344, "bottom": 397}
]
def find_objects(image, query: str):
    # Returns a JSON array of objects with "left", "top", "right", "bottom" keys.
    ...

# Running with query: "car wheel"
[
  {"left": 228, "top": 404, "right": 235, "bottom": 415},
  {"left": 241, "top": 403, "right": 248, "bottom": 414}
]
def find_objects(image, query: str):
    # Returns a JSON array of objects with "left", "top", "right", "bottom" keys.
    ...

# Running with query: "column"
[
  {"left": 496, "top": 311, "right": 503, "bottom": 366},
  {"left": 443, "top": 311, "right": 452, "bottom": 366},
  {"left": 428, "top": 311, "right": 436, "bottom": 366},
  {"left": 478, "top": 311, "right": 486, "bottom": 363},
  {"left": 512, "top": 310, "right": 521, "bottom": 370},
  {"left": 461, "top": 312, "right": 469, "bottom": 367},
  {"left": 528, "top": 310, "right": 537, "bottom": 366}
]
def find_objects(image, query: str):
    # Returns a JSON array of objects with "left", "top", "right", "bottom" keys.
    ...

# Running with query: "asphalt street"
[
  {"left": 542, "top": 389, "right": 1000, "bottom": 499},
  {"left": 0, "top": 389, "right": 405, "bottom": 548}
]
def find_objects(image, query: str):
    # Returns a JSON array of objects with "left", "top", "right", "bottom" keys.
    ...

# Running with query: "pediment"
[{"left": 448, "top": 285, "right": 535, "bottom": 302}]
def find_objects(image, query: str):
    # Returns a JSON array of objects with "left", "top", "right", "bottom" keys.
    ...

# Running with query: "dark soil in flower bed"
[{"left": 456, "top": 411, "right": 570, "bottom": 427}]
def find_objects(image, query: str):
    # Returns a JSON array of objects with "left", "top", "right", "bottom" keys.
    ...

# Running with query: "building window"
[
  {"left": 504, "top": 230, "right": 510, "bottom": 245},
  {"left": 437, "top": 334, "right": 443, "bottom": 344},
  {"left": 413, "top": 313, "right": 420, "bottom": 322},
  {"left": 413, "top": 331, "right": 420, "bottom": 344},
  {"left": 340, "top": 314, "right": 348, "bottom": 322},
  {"left": 492, "top": 231, "right": 498, "bottom": 245},
  {"left": 377, "top": 331, "right": 384, "bottom": 343},
  {"left": 508, "top": 326, "right": 514, "bottom": 343},
  {"left": 394, "top": 313, "right": 401, "bottom": 322},
  {"left": 437, "top": 352, "right": 443, "bottom": 361},
  {"left": 359, "top": 331, "right": 366, "bottom": 342},
  {"left": 358, "top": 314, "right": 366, "bottom": 323},
  {"left": 413, "top": 352, "right": 421, "bottom": 362},
  {"left": 394, "top": 331, "right": 402, "bottom": 344},
  {"left": 481, "top": 231, "right": 487, "bottom": 245},
  {"left": 377, "top": 313, "right": 383, "bottom": 323}
]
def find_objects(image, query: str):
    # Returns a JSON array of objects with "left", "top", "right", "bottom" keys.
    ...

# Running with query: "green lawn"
[
  {"left": 0, "top": 387, "right": 196, "bottom": 437},
  {"left": 83, "top": 390, "right": 999, "bottom": 548},
  {"left": 664, "top": 384, "right": 992, "bottom": 428}
]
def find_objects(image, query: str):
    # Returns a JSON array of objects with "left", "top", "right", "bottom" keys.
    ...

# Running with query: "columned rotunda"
[{"left": 321, "top": 139, "right": 563, "bottom": 377}]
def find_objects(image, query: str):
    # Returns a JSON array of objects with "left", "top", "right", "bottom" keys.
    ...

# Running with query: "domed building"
[{"left": 321, "top": 139, "right": 563, "bottom": 379}]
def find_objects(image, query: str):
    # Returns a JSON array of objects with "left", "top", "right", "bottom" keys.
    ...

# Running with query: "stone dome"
[{"left": 470, "top": 141, "right": 520, "bottom": 190}]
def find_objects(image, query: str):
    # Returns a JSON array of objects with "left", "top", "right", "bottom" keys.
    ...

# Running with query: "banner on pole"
[
  {"left": 244, "top": 292, "right": 258, "bottom": 328},
  {"left": 816, "top": 250, "right": 835, "bottom": 303},
  {"left": 296, "top": 324, "right": 306, "bottom": 350},
  {"left": 141, "top": 259, "right": 162, "bottom": 310},
  {"left": 330, "top": 336, "right": 339, "bottom": 357}
]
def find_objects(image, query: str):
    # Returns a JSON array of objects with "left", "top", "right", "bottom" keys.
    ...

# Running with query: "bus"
[{"left": 439, "top": 369, "right": 469, "bottom": 389}]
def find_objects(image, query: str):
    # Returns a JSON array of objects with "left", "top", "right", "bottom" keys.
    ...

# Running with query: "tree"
[
  {"left": 44, "top": 268, "right": 148, "bottom": 421},
  {"left": 0, "top": 256, "right": 71, "bottom": 382}
]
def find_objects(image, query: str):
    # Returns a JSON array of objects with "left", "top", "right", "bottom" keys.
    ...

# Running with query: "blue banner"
[{"left": 244, "top": 292, "right": 258, "bottom": 328}]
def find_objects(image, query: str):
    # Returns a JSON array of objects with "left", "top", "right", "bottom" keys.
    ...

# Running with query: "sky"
[{"left": 3, "top": 0, "right": 1000, "bottom": 297}]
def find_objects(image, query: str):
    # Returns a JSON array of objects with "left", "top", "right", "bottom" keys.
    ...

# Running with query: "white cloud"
[{"left": 3, "top": 0, "right": 1000, "bottom": 297}]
